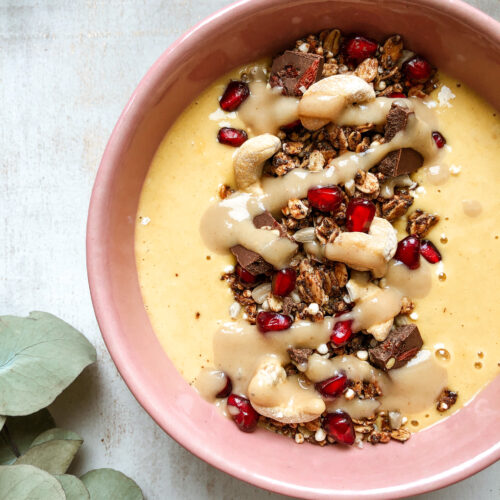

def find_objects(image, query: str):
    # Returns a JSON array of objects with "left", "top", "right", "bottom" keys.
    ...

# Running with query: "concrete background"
[{"left": 0, "top": 0, "right": 498, "bottom": 498}]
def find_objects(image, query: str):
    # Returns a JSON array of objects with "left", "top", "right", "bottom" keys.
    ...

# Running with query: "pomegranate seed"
[
  {"left": 257, "top": 311, "right": 292, "bottom": 333},
  {"left": 219, "top": 80, "right": 250, "bottom": 111},
  {"left": 235, "top": 265, "right": 257, "bottom": 283},
  {"left": 388, "top": 92, "right": 406, "bottom": 98},
  {"left": 324, "top": 410, "right": 355, "bottom": 445},
  {"left": 432, "top": 131, "right": 446, "bottom": 148},
  {"left": 315, "top": 373, "right": 348, "bottom": 398},
  {"left": 403, "top": 56, "right": 432, "bottom": 83},
  {"left": 395, "top": 236, "right": 421, "bottom": 269},
  {"left": 227, "top": 394, "right": 259, "bottom": 432},
  {"left": 420, "top": 239, "right": 442, "bottom": 263},
  {"left": 307, "top": 186, "right": 343, "bottom": 212},
  {"left": 272, "top": 268, "right": 296, "bottom": 296},
  {"left": 216, "top": 375, "right": 232, "bottom": 398},
  {"left": 344, "top": 35, "right": 378, "bottom": 62},
  {"left": 346, "top": 198, "right": 376, "bottom": 233},
  {"left": 331, "top": 320, "right": 353, "bottom": 346},
  {"left": 280, "top": 119, "right": 301, "bottom": 131},
  {"left": 217, "top": 127, "right": 248, "bottom": 147}
]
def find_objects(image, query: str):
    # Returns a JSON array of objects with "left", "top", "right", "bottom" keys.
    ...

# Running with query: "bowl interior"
[{"left": 87, "top": 1, "right": 500, "bottom": 498}]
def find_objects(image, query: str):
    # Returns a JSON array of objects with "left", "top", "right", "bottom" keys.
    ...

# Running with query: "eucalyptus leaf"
[
  {"left": 0, "top": 311, "right": 97, "bottom": 416},
  {"left": 0, "top": 416, "right": 5, "bottom": 431},
  {"left": 0, "top": 409, "right": 55, "bottom": 465},
  {"left": 55, "top": 474, "right": 90, "bottom": 500},
  {"left": 31, "top": 428, "right": 82, "bottom": 447},
  {"left": 0, "top": 464, "right": 65, "bottom": 500},
  {"left": 81, "top": 468, "right": 144, "bottom": 500},
  {"left": 15, "top": 427, "right": 83, "bottom": 474}
]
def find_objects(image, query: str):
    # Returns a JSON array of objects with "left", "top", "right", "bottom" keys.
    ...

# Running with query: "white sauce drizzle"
[{"left": 197, "top": 84, "right": 445, "bottom": 423}]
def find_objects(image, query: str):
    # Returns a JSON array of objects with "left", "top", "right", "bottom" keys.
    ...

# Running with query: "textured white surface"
[{"left": 0, "top": 1, "right": 498, "bottom": 499}]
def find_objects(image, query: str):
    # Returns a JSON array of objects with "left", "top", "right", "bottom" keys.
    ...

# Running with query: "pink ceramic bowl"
[{"left": 87, "top": 1, "right": 500, "bottom": 498}]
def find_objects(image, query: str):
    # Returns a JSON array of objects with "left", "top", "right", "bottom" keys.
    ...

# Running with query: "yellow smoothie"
[{"left": 135, "top": 63, "right": 500, "bottom": 432}]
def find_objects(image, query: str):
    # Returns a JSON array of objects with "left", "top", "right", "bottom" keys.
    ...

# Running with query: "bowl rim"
[{"left": 87, "top": 0, "right": 500, "bottom": 498}]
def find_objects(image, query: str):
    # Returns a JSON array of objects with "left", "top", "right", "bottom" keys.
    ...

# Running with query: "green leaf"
[
  {"left": 55, "top": 474, "right": 90, "bottom": 500},
  {"left": 0, "top": 311, "right": 97, "bottom": 416},
  {"left": 0, "top": 464, "right": 65, "bottom": 500},
  {"left": 81, "top": 468, "right": 143, "bottom": 500},
  {"left": 0, "top": 416, "right": 5, "bottom": 431},
  {"left": 15, "top": 428, "right": 83, "bottom": 474},
  {"left": 0, "top": 409, "right": 55, "bottom": 465},
  {"left": 31, "top": 428, "right": 82, "bottom": 447}
]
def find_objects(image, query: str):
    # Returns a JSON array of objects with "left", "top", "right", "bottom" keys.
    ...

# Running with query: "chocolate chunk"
[
  {"left": 287, "top": 347, "right": 314, "bottom": 365},
  {"left": 230, "top": 245, "right": 272, "bottom": 275},
  {"left": 231, "top": 212, "right": 288, "bottom": 273},
  {"left": 378, "top": 148, "right": 423, "bottom": 178},
  {"left": 368, "top": 324, "right": 423, "bottom": 371},
  {"left": 270, "top": 50, "right": 324, "bottom": 96},
  {"left": 385, "top": 102, "right": 413, "bottom": 141},
  {"left": 253, "top": 211, "right": 286, "bottom": 237},
  {"left": 380, "top": 103, "right": 423, "bottom": 177}
]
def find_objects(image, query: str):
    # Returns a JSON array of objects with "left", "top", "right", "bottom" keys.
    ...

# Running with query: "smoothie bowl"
[{"left": 87, "top": 0, "right": 500, "bottom": 498}]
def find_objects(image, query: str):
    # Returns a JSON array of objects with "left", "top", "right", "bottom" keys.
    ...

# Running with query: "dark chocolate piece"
[
  {"left": 368, "top": 324, "right": 423, "bottom": 371},
  {"left": 378, "top": 148, "right": 423, "bottom": 178},
  {"left": 385, "top": 102, "right": 414, "bottom": 141},
  {"left": 253, "top": 211, "right": 286, "bottom": 237},
  {"left": 270, "top": 50, "right": 324, "bottom": 96},
  {"left": 231, "top": 212, "right": 287, "bottom": 273},
  {"left": 230, "top": 245, "right": 272, "bottom": 275},
  {"left": 287, "top": 347, "right": 314, "bottom": 366}
]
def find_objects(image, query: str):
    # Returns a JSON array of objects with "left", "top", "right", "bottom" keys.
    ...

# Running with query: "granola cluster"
[
  {"left": 217, "top": 29, "right": 457, "bottom": 445},
  {"left": 261, "top": 410, "right": 411, "bottom": 447},
  {"left": 294, "top": 30, "right": 437, "bottom": 98}
]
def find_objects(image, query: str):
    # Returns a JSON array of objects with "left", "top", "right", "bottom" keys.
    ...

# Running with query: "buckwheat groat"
[{"left": 136, "top": 27, "right": 500, "bottom": 448}]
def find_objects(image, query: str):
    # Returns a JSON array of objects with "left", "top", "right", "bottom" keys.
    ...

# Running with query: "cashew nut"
[
  {"left": 367, "top": 318, "right": 394, "bottom": 342},
  {"left": 248, "top": 356, "right": 325, "bottom": 423},
  {"left": 324, "top": 217, "right": 397, "bottom": 278},
  {"left": 346, "top": 271, "right": 397, "bottom": 341},
  {"left": 233, "top": 134, "right": 281, "bottom": 189},
  {"left": 298, "top": 74, "right": 376, "bottom": 130}
]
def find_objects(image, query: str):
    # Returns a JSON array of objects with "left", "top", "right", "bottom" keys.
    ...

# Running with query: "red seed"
[
  {"left": 331, "top": 320, "right": 353, "bottom": 346},
  {"left": 217, "top": 127, "right": 248, "bottom": 147},
  {"left": 403, "top": 56, "right": 432, "bottom": 83},
  {"left": 346, "top": 198, "right": 376, "bottom": 233},
  {"left": 420, "top": 239, "right": 442, "bottom": 263},
  {"left": 432, "top": 131, "right": 446, "bottom": 149},
  {"left": 323, "top": 410, "right": 356, "bottom": 445},
  {"left": 388, "top": 92, "right": 406, "bottom": 98},
  {"left": 307, "top": 186, "right": 343, "bottom": 212},
  {"left": 344, "top": 35, "right": 378, "bottom": 62},
  {"left": 219, "top": 80, "right": 250, "bottom": 111},
  {"left": 315, "top": 373, "right": 348, "bottom": 398},
  {"left": 395, "top": 236, "right": 421, "bottom": 269},
  {"left": 256, "top": 311, "right": 292, "bottom": 333},
  {"left": 280, "top": 119, "right": 302, "bottom": 131},
  {"left": 227, "top": 394, "right": 259, "bottom": 433},
  {"left": 235, "top": 264, "right": 257, "bottom": 284},
  {"left": 216, "top": 375, "right": 232, "bottom": 398},
  {"left": 272, "top": 268, "right": 296, "bottom": 296}
]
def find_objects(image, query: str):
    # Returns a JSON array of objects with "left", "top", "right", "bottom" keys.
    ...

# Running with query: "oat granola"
[{"left": 205, "top": 28, "right": 455, "bottom": 446}]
